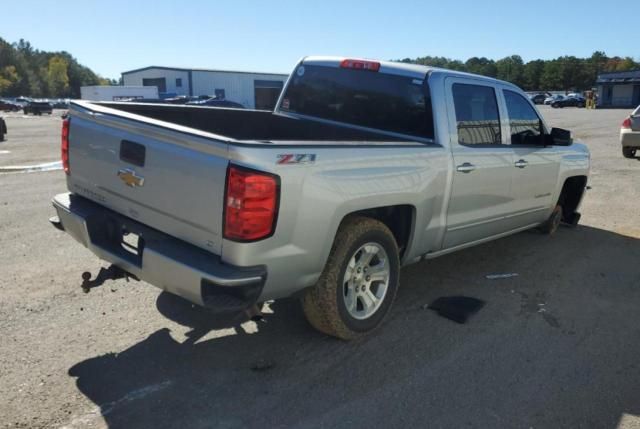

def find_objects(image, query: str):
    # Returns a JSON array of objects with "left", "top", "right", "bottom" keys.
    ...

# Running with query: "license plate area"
[{"left": 87, "top": 214, "right": 145, "bottom": 267}]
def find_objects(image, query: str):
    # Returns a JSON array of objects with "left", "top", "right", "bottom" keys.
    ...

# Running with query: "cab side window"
[
  {"left": 503, "top": 90, "right": 543, "bottom": 145},
  {"left": 452, "top": 83, "right": 502, "bottom": 145}
]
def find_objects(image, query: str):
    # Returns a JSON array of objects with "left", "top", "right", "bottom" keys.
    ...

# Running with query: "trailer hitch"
[{"left": 81, "top": 265, "right": 138, "bottom": 293}]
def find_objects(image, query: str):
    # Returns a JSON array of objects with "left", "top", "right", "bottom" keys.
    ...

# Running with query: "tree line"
[
  {"left": 2, "top": 39, "right": 637, "bottom": 97},
  {"left": 398, "top": 52, "right": 639, "bottom": 91},
  {"left": 0, "top": 38, "right": 116, "bottom": 99}
]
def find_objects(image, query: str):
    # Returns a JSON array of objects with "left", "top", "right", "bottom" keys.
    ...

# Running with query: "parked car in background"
[
  {"left": 23, "top": 101, "right": 53, "bottom": 115},
  {"left": 127, "top": 95, "right": 229, "bottom": 106},
  {"left": 621, "top": 105, "right": 640, "bottom": 158},
  {"left": 51, "top": 56, "right": 590, "bottom": 340},
  {"left": 163, "top": 95, "right": 192, "bottom": 104},
  {"left": 529, "top": 93, "right": 547, "bottom": 104},
  {"left": 185, "top": 98, "right": 244, "bottom": 108},
  {"left": 51, "top": 99, "right": 70, "bottom": 109},
  {"left": 163, "top": 95, "right": 214, "bottom": 104},
  {"left": 0, "top": 100, "right": 21, "bottom": 112},
  {"left": 544, "top": 95, "right": 565, "bottom": 105},
  {"left": 0, "top": 117, "right": 6, "bottom": 141},
  {"left": 551, "top": 96, "right": 586, "bottom": 108},
  {"left": 14, "top": 96, "right": 31, "bottom": 107}
]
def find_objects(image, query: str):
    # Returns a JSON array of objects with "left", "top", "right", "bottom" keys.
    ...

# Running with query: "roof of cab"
[{"left": 301, "top": 56, "right": 518, "bottom": 89}]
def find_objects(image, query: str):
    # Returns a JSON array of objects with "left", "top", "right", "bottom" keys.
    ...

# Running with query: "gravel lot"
[{"left": 1, "top": 106, "right": 639, "bottom": 429}]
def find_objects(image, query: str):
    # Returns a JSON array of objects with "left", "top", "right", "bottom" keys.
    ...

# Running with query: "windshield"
[{"left": 280, "top": 64, "right": 434, "bottom": 140}]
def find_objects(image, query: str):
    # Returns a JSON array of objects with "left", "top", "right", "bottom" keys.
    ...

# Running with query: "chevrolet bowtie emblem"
[{"left": 117, "top": 168, "right": 145, "bottom": 187}]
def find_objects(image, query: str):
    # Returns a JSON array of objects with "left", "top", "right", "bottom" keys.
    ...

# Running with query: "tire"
[
  {"left": 622, "top": 147, "right": 636, "bottom": 159},
  {"left": 538, "top": 204, "right": 563, "bottom": 235},
  {"left": 301, "top": 216, "right": 400, "bottom": 340}
]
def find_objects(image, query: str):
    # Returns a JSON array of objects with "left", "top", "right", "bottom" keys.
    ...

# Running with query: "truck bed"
[{"left": 96, "top": 101, "right": 405, "bottom": 143}]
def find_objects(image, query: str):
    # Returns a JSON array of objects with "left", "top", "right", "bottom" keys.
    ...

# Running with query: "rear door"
[
  {"left": 500, "top": 88, "right": 561, "bottom": 224},
  {"left": 443, "top": 79, "right": 516, "bottom": 249}
]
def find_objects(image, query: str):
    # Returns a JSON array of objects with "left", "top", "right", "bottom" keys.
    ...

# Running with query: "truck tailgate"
[{"left": 66, "top": 106, "right": 229, "bottom": 255}]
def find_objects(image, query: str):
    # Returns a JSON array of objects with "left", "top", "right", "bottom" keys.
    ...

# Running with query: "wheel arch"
[
  {"left": 338, "top": 204, "right": 416, "bottom": 262},
  {"left": 557, "top": 175, "right": 588, "bottom": 223}
]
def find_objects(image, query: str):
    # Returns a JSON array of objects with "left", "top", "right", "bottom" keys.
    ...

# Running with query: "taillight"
[
  {"left": 224, "top": 165, "right": 279, "bottom": 241},
  {"left": 340, "top": 59, "right": 380, "bottom": 72},
  {"left": 622, "top": 117, "right": 632, "bottom": 129},
  {"left": 61, "top": 118, "right": 70, "bottom": 174}
]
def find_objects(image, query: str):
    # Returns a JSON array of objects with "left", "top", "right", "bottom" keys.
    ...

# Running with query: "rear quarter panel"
[{"left": 221, "top": 143, "right": 450, "bottom": 300}]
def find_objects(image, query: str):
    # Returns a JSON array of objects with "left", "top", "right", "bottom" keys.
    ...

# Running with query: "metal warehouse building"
[
  {"left": 121, "top": 66, "right": 289, "bottom": 109},
  {"left": 596, "top": 70, "right": 640, "bottom": 108}
]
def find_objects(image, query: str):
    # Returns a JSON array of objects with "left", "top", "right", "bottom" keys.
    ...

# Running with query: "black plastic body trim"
[{"left": 120, "top": 140, "right": 146, "bottom": 167}]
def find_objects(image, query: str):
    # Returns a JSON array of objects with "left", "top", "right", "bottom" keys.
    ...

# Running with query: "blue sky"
[{"left": 2, "top": 0, "right": 637, "bottom": 79}]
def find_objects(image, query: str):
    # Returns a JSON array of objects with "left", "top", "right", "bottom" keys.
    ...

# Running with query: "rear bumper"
[
  {"left": 621, "top": 129, "right": 640, "bottom": 148},
  {"left": 52, "top": 193, "right": 266, "bottom": 313}
]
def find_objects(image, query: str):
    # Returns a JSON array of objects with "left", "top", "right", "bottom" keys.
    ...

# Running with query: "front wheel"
[
  {"left": 302, "top": 217, "right": 400, "bottom": 340},
  {"left": 539, "top": 204, "right": 563, "bottom": 235}
]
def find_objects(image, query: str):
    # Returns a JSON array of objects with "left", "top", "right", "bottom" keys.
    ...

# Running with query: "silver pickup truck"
[{"left": 51, "top": 56, "right": 590, "bottom": 340}]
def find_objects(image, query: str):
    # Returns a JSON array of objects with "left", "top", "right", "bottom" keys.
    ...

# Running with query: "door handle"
[
  {"left": 514, "top": 159, "right": 528, "bottom": 168},
  {"left": 456, "top": 162, "right": 476, "bottom": 173}
]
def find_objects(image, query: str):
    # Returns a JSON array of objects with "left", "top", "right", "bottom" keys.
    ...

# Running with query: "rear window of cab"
[{"left": 280, "top": 64, "right": 435, "bottom": 140}]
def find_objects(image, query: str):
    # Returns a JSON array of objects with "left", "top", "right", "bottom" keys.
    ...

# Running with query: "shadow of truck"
[{"left": 68, "top": 225, "right": 640, "bottom": 429}]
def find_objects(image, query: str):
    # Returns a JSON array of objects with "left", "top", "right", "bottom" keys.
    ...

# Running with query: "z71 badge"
[{"left": 276, "top": 154, "right": 317, "bottom": 165}]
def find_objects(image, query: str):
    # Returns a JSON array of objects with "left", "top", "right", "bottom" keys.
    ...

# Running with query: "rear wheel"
[
  {"left": 302, "top": 216, "right": 400, "bottom": 340},
  {"left": 539, "top": 204, "right": 563, "bottom": 235},
  {"left": 623, "top": 147, "right": 636, "bottom": 159}
]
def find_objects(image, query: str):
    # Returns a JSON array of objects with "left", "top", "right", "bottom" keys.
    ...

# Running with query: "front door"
[
  {"left": 443, "top": 79, "right": 516, "bottom": 249},
  {"left": 501, "top": 88, "right": 561, "bottom": 226}
]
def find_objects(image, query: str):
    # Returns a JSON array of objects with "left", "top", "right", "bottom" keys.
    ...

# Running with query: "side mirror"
[{"left": 543, "top": 127, "right": 572, "bottom": 146}]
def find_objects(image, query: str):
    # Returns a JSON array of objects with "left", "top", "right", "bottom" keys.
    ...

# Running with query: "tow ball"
[{"left": 81, "top": 265, "right": 138, "bottom": 293}]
